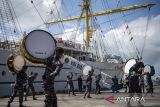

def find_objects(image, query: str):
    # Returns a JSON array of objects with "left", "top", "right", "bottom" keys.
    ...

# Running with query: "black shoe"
[
  {"left": 6, "top": 103, "right": 10, "bottom": 107},
  {"left": 87, "top": 96, "right": 92, "bottom": 98},
  {"left": 19, "top": 104, "right": 26, "bottom": 107},
  {"left": 33, "top": 98, "right": 37, "bottom": 100}
]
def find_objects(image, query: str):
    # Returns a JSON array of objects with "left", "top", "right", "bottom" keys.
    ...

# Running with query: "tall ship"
[{"left": 0, "top": 0, "right": 155, "bottom": 97}]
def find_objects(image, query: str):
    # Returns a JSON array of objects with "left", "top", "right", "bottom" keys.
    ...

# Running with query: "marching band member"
[
  {"left": 65, "top": 72, "right": 76, "bottom": 96},
  {"left": 84, "top": 70, "right": 93, "bottom": 98},
  {"left": 42, "top": 47, "right": 64, "bottom": 107},
  {"left": 127, "top": 61, "right": 144, "bottom": 107},
  {"left": 7, "top": 66, "right": 28, "bottom": 107}
]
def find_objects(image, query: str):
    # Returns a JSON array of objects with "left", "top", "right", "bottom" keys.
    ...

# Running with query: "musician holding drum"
[
  {"left": 127, "top": 61, "right": 145, "bottom": 107},
  {"left": 42, "top": 47, "right": 64, "bottom": 107},
  {"left": 19, "top": 30, "right": 65, "bottom": 107},
  {"left": 7, "top": 65, "right": 28, "bottom": 107}
]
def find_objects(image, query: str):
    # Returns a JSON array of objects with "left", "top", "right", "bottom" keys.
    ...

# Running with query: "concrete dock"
[{"left": 0, "top": 92, "right": 160, "bottom": 107}]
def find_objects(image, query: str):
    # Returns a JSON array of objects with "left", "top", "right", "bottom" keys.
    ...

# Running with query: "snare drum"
[
  {"left": 20, "top": 30, "right": 56, "bottom": 64},
  {"left": 7, "top": 54, "right": 25, "bottom": 73}
]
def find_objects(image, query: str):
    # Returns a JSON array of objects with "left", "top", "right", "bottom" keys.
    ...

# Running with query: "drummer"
[
  {"left": 127, "top": 61, "right": 144, "bottom": 107},
  {"left": 42, "top": 47, "right": 64, "bottom": 107},
  {"left": 7, "top": 66, "right": 28, "bottom": 107},
  {"left": 84, "top": 70, "right": 93, "bottom": 98}
]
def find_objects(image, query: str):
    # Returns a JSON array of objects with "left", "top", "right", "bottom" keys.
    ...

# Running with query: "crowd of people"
[{"left": 6, "top": 47, "right": 155, "bottom": 107}]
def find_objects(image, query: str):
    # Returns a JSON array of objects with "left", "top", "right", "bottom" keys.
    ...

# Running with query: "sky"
[{"left": 0, "top": 0, "right": 160, "bottom": 76}]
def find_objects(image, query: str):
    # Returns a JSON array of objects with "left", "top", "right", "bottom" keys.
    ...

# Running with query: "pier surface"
[{"left": 0, "top": 86, "right": 160, "bottom": 107}]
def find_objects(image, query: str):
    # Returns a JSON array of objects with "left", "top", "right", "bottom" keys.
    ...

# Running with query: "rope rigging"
[
  {"left": 140, "top": 7, "right": 151, "bottom": 58},
  {"left": 0, "top": 0, "right": 18, "bottom": 49},
  {"left": 114, "top": 0, "right": 139, "bottom": 59},
  {"left": 104, "top": 0, "right": 131, "bottom": 60},
  {"left": 9, "top": 0, "right": 23, "bottom": 35},
  {"left": 89, "top": 5, "right": 112, "bottom": 56},
  {"left": 102, "top": 0, "right": 126, "bottom": 60},
  {"left": 89, "top": 5, "right": 110, "bottom": 61},
  {"left": 116, "top": 0, "right": 152, "bottom": 60},
  {"left": 29, "top": 0, "right": 56, "bottom": 34},
  {"left": 116, "top": 0, "right": 141, "bottom": 59},
  {"left": 30, "top": 0, "right": 46, "bottom": 24},
  {"left": 45, "top": 0, "right": 65, "bottom": 36}
]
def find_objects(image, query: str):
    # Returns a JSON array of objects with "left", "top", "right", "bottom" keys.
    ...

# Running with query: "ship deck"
[{"left": 0, "top": 86, "right": 160, "bottom": 107}]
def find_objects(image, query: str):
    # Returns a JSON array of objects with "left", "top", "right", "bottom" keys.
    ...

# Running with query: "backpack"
[{"left": 150, "top": 65, "right": 155, "bottom": 76}]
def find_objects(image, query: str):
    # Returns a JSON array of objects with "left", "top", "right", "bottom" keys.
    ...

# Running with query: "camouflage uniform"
[
  {"left": 65, "top": 73, "right": 76, "bottom": 96},
  {"left": 127, "top": 62, "right": 144, "bottom": 107},
  {"left": 25, "top": 74, "right": 37, "bottom": 100},
  {"left": 145, "top": 73, "right": 153, "bottom": 96},
  {"left": 95, "top": 74, "right": 101, "bottom": 94},
  {"left": 42, "top": 56, "right": 63, "bottom": 107},
  {"left": 7, "top": 69, "right": 28, "bottom": 107},
  {"left": 84, "top": 74, "right": 92, "bottom": 98},
  {"left": 77, "top": 76, "right": 83, "bottom": 92}
]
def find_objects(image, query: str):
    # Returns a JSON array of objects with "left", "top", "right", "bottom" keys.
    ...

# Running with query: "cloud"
[
  {"left": 11, "top": 0, "right": 62, "bottom": 33},
  {"left": 61, "top": 28, "right": 85, "bottom": 44},
  {"left": 103, "top": 15, "right": 160, "bottom": 76}
]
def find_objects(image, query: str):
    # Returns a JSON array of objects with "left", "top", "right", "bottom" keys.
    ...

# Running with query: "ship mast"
[
  {"left": 46, "top": 1, "right": 155, "bottom": 49},
  {"left": 84, "top": 0, "right": 90, "bottom": 48}
]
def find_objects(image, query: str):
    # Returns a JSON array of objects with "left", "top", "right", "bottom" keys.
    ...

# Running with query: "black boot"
[
  {"left": 25, "top": 97, "right": 27, "bottom": 101},
  {"left": 19, "top": 104, "right": 26, "bottom": 107},
  {"left": 6, "top": 102, "right": 10, "bottom": 107},
  {"left": 33, "top": 93, "right": 37, "bottom": 100},
  {"left": 33, "top": 97, "right": 37, "bottom": 100}
]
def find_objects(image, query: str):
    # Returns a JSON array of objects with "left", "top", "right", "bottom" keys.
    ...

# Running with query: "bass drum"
[
  {"left": 144, "top": 65, "right": 155, "bottom": 76},
  {"left": 123, "top": 58, "right": 136, "bottom": 78},
  {"left": 7, "top": 54, "right": 25, "bottom": 73},
  {"left": 20, "top": 30, "right": 56, "bottom": 64}
]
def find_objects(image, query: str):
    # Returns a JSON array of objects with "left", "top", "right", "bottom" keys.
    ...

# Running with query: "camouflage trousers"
[{"left": 44, "top": 87, "right": 57, "bottom": 107}]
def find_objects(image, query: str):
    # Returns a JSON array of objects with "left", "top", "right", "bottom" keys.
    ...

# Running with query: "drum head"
[
  {"left": 124, "top": 58, "right": 136, "bottom": 74},
  {"left": 13, "top": 55, "right": 25, "bottom": 72},
  {"left": 83, "top": 65, "right": 92, "bottom": 75},
  {"left": 144, "top": 65, "right": 155, "bottom": 76},
  {"left": 20, "top": 30, "right": 56, "bottom": 64}
]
